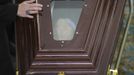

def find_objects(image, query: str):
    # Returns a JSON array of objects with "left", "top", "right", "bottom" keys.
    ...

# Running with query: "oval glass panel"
[{"left": 51, "top": 0, "right": 84, "bottom": 41}]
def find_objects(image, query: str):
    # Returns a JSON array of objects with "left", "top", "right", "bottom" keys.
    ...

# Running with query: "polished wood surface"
[{"left": 16, "top": 0, "right": 126, "bottom": 75}]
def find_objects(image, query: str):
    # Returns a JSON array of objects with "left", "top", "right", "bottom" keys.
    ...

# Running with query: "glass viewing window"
[{"left": 51, "top": 0, "right": 84, "bottom": 40}]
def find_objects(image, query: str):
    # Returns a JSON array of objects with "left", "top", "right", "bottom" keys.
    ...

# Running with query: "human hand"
[{"left": 17, "top": 0, "right": 43, "bottom": 18}]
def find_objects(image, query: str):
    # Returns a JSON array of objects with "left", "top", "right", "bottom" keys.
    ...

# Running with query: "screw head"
[{"left": 47, "top": 4, "right": 50, "bottom": 7}]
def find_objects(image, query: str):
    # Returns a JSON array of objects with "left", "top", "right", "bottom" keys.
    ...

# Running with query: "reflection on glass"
[{"left": 51, "top": 0, "right": 84, "bottom": 40}]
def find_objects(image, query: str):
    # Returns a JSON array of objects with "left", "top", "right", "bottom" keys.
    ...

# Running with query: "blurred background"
[{"left": 111, "top": 0, "right": 134, "bottom": 75}]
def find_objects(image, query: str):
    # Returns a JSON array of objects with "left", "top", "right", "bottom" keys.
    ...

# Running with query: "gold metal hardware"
[
  {"left": 107, "top": 65, "right": 111, "bottom": 75},
  {"left": 110, "top": 69, "right": 118, "bottom": 75},
  {"left": 107, "top": 65, "right": 118, "bottom": 75},
  {"left": 16, "top": 71, "right": 19, "bottom": 75},
  {"left": 58, "top": 71, "right": 65, "bottom": 75},
  {"left": 108, "top": 0, "right": 133, "bottom": 75}
]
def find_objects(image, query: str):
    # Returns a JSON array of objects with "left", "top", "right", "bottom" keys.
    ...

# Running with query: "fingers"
[
  {"left": 29, "top": 3, "right": 43, "bottom": 11},
  {"left": 25, "top": 0, "right": 36, "bottom": 4},
  {"left": 27, "top": 10, "right": 39, "bottom": 14},
  {"left": 26, "top": 15, "right": 34, "bottom": 19},
  {"left": 29, "top": 7, "right": 42, "bottom": 11},
  {"left": 26, "top": 10, "right": 38, "bottom": 19},
  {"left": 17, "top": 0, "right": 43, "bottom": 19},
  {"left": 30, "top": 3, "right": 43, "bottom": 8}
]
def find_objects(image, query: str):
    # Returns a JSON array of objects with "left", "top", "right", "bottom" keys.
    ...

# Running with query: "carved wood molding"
[{"left": 16, "top": 0, "right": 126, "bottom": 75}]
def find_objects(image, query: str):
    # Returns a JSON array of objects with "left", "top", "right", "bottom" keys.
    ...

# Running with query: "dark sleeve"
[{"left": 0, "top": 3, "right": 18, "bottom": 23}]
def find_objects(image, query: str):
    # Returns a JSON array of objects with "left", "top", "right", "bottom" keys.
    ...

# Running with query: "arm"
[
  {"left": 0, "top": 3, "right": 18, "bottom": 23},
  {"left": 0, "top": 0, "right": 43, "bottom": 23}
]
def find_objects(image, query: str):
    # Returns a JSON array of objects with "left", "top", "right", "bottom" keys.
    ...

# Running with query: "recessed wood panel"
[{"left": 16, "top": 0, "right": 126, "bottom": 75}]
